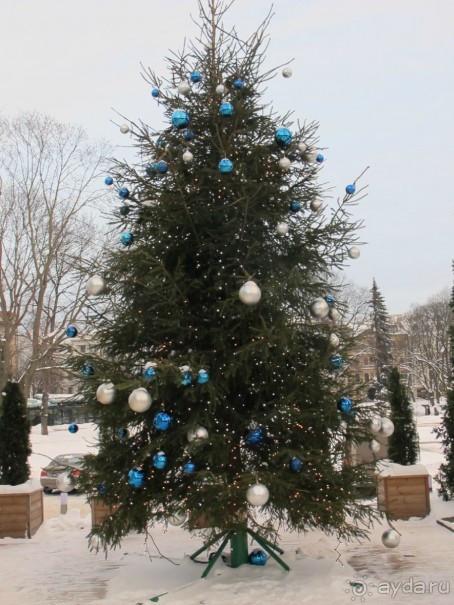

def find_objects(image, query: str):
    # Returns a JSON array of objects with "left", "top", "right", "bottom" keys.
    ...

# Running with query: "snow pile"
[{"left": 0, "top": 478, "right": 42, "bottom": 493}]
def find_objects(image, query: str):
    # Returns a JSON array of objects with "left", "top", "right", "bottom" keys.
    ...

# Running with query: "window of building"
[
  {"left": 355, "top": 373, "right": 361, "bottom": 383},
  {"left": 364, "top": 373, "right": 370, "bottom": 382}
]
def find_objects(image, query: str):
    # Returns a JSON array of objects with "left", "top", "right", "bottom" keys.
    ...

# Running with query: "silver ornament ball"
[
  {"left": 119, "top": 123, "right": 130, "bottom": 134},
  {"left": 329, "top": 333, "right": 340, "bottom": 348},
  {"left": 382, "top": 529, "right": 401, "bottom": 548},
  {"left": 128, "top": 387, "right": 152, "bottom": 413},
  {"left": 167, "top": 510, "right": 187, "bottom": 526},
  {"left": 56, "top": 471, "right": 75, "bottom": 493},
  {"left": 282, "top": 67, "right": 293, "bottom": 78},
  {"left": 380, "top": 417, "right": 395, "bottom": 437},
  {"left": 96, "top": 382, "right": 116, "bottom": 405},
  {"left": 178, "top": 80, "right": 191, "bottom": 95},
  {"left": 276, "top": 222, "right": 289, "bottom": 236},
  {"left": 89, "top": 535, "right": 101, "bottom": 550},
  {"left": 369, "top": 439, "right": 381, "bottom": 453},
  {"left": 302, "top": 149, "right": 318, "bottom": 163},
  {"left": 182, "top": 150, "right": 194, "bottom": 163},
  {"left": 309, "top": 297, "right": 329, "bottom": 319},
  {"left": 370, "top": 416, "right": 382, "bottom": 433},
  {"left": 329, "top": 307, "right": 341, "bottom": 322},
  {"left": 86, "top": 275, "right": 105, "bottom": 296},
  {"left": 297, "top": 141, "right": 307, "bottom": 153},
  {"left": 348, "top": 246, "right": 361, "bottom": 259},
  {"left": 187, "top": 426, "right": 209, "bottom": 442},
  {"left": 246, "top": 483, "right": 270, "bottom": 507},
  {"left": 278, "top": 157, "right": 291, "bottom": 170},
  {"left": 310, "top": 198, "right": 323, "bottom": 213},
  {"left": 239, "top": 280, "right": 262, "bottom": 305},
  {"left": 216, "top": 84, "right": 226, "bottom": 95}
]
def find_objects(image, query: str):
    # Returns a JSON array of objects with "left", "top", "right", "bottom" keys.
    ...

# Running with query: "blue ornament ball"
[
  {"left": 289, "top": 457, "right": 302, "bottom": 472},
  {"left": 218, "top": 158, "right": 234, "bottom": 174},
  {"left": 120, "top": 232, "right": 134, "bottom": 247},
  {"left": 337, "top": 396, "right": 353, "bottom": 413},
  {"left": 143, "top": 366, "right": 157, "bottom": 381},
  {"left": 289, "top": 201, "right": 301, "bottom": 213},
  {"left": 118, "top": 427, "right": 129, "bottom": 439},
  {"left": 181, "top": 371, "right": 192, "bottom": 386},
  {"left": 331, "top": 354, "right": 344, "bottom": 369},
  {"left": 316, "top": 153, "right": 324, "bottom": 163},
  {"left": 82, "top": 363, "right": 95, "bottom": 377},
  {"left": 153, "top": 452, "right": 167, "bottom": 470},
  {"left": 97, "top": 483, "right": 106, "bottom": 495},
  {"left": 104, "top": 176, "right": 113, "bottom": 186},
  {"left": 128, "top": 468, "right": 144, "bottom": 488},
  {"left": 183, "top": 461, "right": 196, "bottom": 474},
  {"left": 146, "top": 163, "right": 158, "bottom": 177},
  {"left": 156, "top": 138, "right": 167, "bottom": 148},
  {"left": 65, "top": 325, "right": 78, "bottom": 338},
  {"left": 153, "top": 412, "right": 173, "bottom": 431},
  {"left": 68, "top": 422, "right": 79, "bottom": 434},
  {"left": 233, "top": 78, "right": 244, "bottom": 89},
  {"left": 346, "top": 184, "right": 356, "bottom": 195},
  {"left": 171, "top": 110, "right": 190, "bottom": 129},
  {"left": 156, "top": 160, "right": 168, "bottom": 174},
  {"left": 183, "top": 129, "right": 195, "bottom": 141},
  {"left": 119, "top": 205, "right": 130, "bottom": 217},
  {"left": 151, "top": 88, "right": 159, "bottom": 98},
  {"left": 219, "top": 102, "right": 234, "bottom": 117},
  {"left": 249, "top": 549, "right": 267, "bottom": 566},
  {"left": 190, "top": 71, "right": 202, "bottom": 83},
  {"left": 274, "top": 128, "right": 292, "bottom": 148},
  {"left": 245, "top": 428, "right": 265, "bottom": 446},
  {"left": 197, "top": 369, "right": 209, "bottom": 384},
  {"left": 118, "top": 187, "right": 130, "bottom": 199},
  {"left": 324, "top": 295, "right": 335, "bottom": 307}
]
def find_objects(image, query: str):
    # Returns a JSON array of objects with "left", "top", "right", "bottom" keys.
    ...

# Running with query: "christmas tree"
[
  {"left": 0, "top": 381, "right": 31, "bottom": 485},
  {"left": 76, "top": 0, "right": 385, "bottom": 570},
  {"left": 387, "top": 367, "right": 419, "bottom": 465},
  {"left": 369, "top": 279, "right": 394, "bottom": 384}
]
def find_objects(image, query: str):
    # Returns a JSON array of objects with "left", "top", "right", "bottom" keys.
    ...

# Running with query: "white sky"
[{"left": 1, "top": 0, "right": 452, "bottom": 313}]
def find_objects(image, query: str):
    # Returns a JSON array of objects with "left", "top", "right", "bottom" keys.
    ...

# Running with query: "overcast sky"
[{"left": 1, "top": 0, "right": 452, "bottom": 313}]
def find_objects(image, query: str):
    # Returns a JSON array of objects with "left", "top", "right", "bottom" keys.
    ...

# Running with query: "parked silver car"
[{"left": 40, "top": 453, "right": 86, "bottom": 493}]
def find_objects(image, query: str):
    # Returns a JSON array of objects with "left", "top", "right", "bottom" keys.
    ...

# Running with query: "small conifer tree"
[
  {"left": 387, "top": 367, "right": 419, "bottom": 465},
  {"left": 0, "top": 381, "right": 32, "bottom": 485}
]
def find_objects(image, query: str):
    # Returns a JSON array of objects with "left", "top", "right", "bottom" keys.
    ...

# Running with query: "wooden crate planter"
[
  {"left": 376, "top": 462, "right": 430, "bottom": 520},
  {"left": 0, "top": 487, "right": 43, "bottom": 538},
  {"left": 90, "top": 498, "right": 117, "bottom": 526}
]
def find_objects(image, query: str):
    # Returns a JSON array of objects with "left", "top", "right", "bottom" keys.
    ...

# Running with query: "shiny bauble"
[
  {"left": 381, "top": 529, "right": 400, "bottom": 548},
  {"left": 278, "top": 156, "right": 291, "bottom": 170},
  {"left": 302, "top": 149, "right": 317, "bottom": 163},
  {"left": 234, "top": 78, "right": 244, "bottom": 89},
  {"left": 380, "top": 417, "right": 395, "bottom": 437},
  {"left": 324, "top": 294, "right": 335, "bottom": 307},
  {"left": 331, "top": 354, "right": 344, "bottom": 369},
  {"left": 86, "top": 275, "right": 105, "bottom": 296},
  {"left": 289, "top": 457, "right": 302, "bottom": 472},
  {"left": 329, "top": 307, "right": 341, "bottom": 322},
  {"left": 274, "top": 128, "right": 292, "bottom": 148},
  {"left": 289, "top": 201, "right": 301, "bottom": 213},
  {"left": 153, "top": 412, "right": 173, "bottom": 431},
  {"left": 219, "top": 102, "right": 234, "bottom": 116},
  {"left": 156, "top": 160, "right": 168, "bottom": 174},
  {"left": 118, "top": 427, "right": 129, "bottom": 439},
  {"left": 146, "top": 163, "right": 157, "bottom": 177},
  {"left": 182, "top": 150, "right": 194, "bottom": 163},
  {"left": 151, "top": 87, "right": 159, "bottom": 98},
  {"left": 216, "top": 84, "right": 226, "bottom": 95},
  {"left": 190, "top": 71, "right": 202, "bottom": 83},
  {"left": 88, "top": 535, "right": 101, "bottom": 550},
  {"left": 239, "top": 280, "right": 261, "bottom": 305},
  {"left": 68, "top": 422, "right": 79, "bottom": 434},
  {"left": 118, "top": 187, "right": 130, "bottom": 199},
  {"left": 128, "top": 468, "right": 144, "bottom": 488},
  {"left": 153, "top": 451, "right": 167, "bottom": 470},
  {"left": 297, "top": 141, "right": 307, "bottom": 153},
  {"left": 310, "top": 198, "right": 323, "bottom": 212},
  {"left": 218, "top": 158, "right": 234, "bottom": 173},
  {"left": 104, "top": 176, "right": 113, "bottom": 186},
  {"left": 180, "top": 365, "right": 192, "bottom": 385},
  {"left": 345, "top": 184, "right": 356, "bottom": 195},
  {"left": 370, "top": 416, "right": 382, "bottom": 433},
  {"left": 119, "top": 205, "right": 130, "bottom": 216},
  {"left": 249, "top": 549, "right": 267, "bottom": 565},
  {"left": 128, "top": 387, "right": 152, "bottom": 413},
  {"left": 183, "top": 461, "right": 196, "bottom": 474},
  {"left": 337, "top": 396, "right": 353, "bottom": 413},
  {"left": 183, "top": 129, "right": 195, "bottom": 141},
  {"left": 309, "top": 298, "right": 330, "bottom": 319},
  {"left": 167, "top": 510, "right": 186, "bottom": 526},
  {"left": 369, "top": 439, "right": 381, "bottom": 453},
  {"left": 120, "top": 232, "right": 134, "bottom": 247},
  {"left": 197, "top": 369, "right": 209, "bottom": 384},
  {"left": 282, "top": 67, "right": 293, "bottom": 78},
  {"left": 316, "top": 153, "right": 324, "bottom": 163},
  {"left": 56, "top": 471, "right": 75, "bottom": 492},
  {"left": 348, "top": 247, "right": 360, "bottom": 259},
  {"left": 276, "top": 222, "right": 289, "bottom": 236},
  {"left": 245, "top": 428, "right": 265, "bottom": 446},
  {"left": 119, "top": 123, "right": 130, "bottom": 134},
  {"left": 65, "top": 325, "right": 78, "bottom": 338},
  {"left": 171, "top": 110, "right": 190, "bottom": 129},
  {"left": 329, "top": 333, "right": 340, "bottom": 348},
  {"left": 187, "top": 426, "right": 209, "bottom": 442},
  {"left": 177, "top": 80, "right": 191, "bottom": 95},
  {"left": 96, "top": 382, "right": 115, "bottom": 405},
  {"left": 246, "top": 483, "right": 270, "bottom": 506},
  {"left": 81, "top": 363, "right": 94, "bottom": 377},
  {"left": 143, "top": 361, "right": 157, "bottom": 381}
]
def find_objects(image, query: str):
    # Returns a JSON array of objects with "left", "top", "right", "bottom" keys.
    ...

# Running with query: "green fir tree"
[
  {"left": 76, "top": 0, "right": 382, "bottom": 567},
  {"left": 387, "top": 367, "right": 419, "bottom": 465},
  {"left": 0, "top": 381, "right": 32, "bottom": 485}
]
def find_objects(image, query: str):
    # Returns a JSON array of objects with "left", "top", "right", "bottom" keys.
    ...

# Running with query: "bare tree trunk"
[{"left": 41, "top": 390, "right": 49, "bottom": 436}]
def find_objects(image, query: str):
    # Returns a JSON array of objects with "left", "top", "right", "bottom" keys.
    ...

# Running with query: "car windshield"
[{"left": 50, "top": 455, "right": 85, "bottom": 467}]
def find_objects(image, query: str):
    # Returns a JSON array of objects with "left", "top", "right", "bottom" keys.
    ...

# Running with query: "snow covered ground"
[{"left": 1, "top": 414, "right": 453, "bottom": 605}]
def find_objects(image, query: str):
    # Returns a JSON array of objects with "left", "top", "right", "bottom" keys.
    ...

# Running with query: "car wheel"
[{"left": 43, "top": 487, "right": 51, "bottom": 494}]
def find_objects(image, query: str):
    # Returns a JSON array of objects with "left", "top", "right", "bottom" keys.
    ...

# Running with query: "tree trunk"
[{"left": 40, "top": 390, "right": 49, "bottom": 436}]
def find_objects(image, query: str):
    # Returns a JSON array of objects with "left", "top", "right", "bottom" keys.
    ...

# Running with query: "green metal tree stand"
[{"left": 190, "top": 528, "right": 290, "bottom": 578}]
